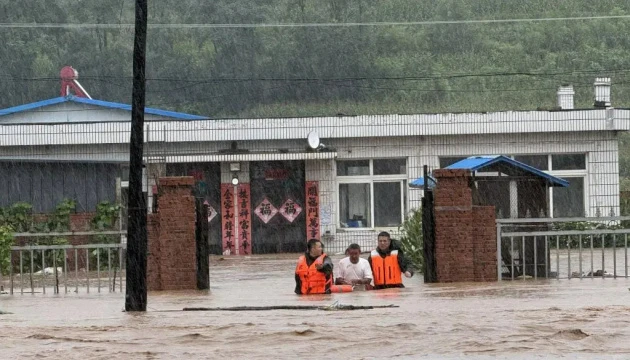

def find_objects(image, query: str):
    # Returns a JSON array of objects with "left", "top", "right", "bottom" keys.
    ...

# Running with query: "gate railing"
[
  {"left": 496, "top": 217, "right": 630, "bottom": 281},
  {"left": 4, "top": 231, "right": 126, "bottom": 295}
]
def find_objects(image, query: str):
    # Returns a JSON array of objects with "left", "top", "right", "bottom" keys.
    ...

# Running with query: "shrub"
[{"left": 398, "top": 208, "right": 424, "bottom": 273}]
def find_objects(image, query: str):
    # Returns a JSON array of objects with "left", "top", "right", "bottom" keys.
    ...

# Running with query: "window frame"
[{"left": 336, "top": 158, "right": 408, "bottom": 230}]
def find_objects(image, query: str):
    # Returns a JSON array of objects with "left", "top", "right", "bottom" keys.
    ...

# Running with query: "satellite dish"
[{"left": 307, "top": 130, "right": 320, "bottom": 150}]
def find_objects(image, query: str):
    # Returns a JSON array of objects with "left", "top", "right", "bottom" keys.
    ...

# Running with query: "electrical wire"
[{"left": 1, "top": 14, "right": 630, "bottom": 29}]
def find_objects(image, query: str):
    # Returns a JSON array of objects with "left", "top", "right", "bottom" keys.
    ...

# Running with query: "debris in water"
[
  {"left": 552, "top": 329, "right": 590, "bottom": 340},
  {"left": 293, "top": 329, "right": 315, "bottom": 336},
  {"left": 182, "top": 302, "right": 398, "bottom": 312}
]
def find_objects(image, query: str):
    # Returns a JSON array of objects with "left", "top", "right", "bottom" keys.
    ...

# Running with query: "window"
[
  {"left": 374, "top": 182, "right": 404, "bottom": 226},
  {"left": 552, "top": 177, "right": 584, "bottom": 217},
  {"left": 337, "top": 159, "right": 407, "bottom": 228},
  {"left": 551, "top": 154, "right": 586, "bottom": 170},
  {"left": 337, "top": 160, "right": 369, "bottom": 176},
  {"left": 373, "top": 159, "right": 406, "bottom": 175},
  {"left": 512, "top": 153, "right": 587, "bottom": 217},
  {"left": 339, "top": 183, "right": 371, "bottom": 227},
  {"left": 514, "top": 155, "right": 548, "bottom": 170}
]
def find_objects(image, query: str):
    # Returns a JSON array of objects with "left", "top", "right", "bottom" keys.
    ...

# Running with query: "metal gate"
[
  {"left": 421, "top": 166, "right": 437, "bottom": 283},
  {"left": 496, "top": 216, "right": 630, "bottom": 280}
]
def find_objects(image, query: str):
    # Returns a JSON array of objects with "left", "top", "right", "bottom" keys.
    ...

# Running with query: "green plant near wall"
[
  {"left": 0, "top": 202, "right": 33, "bottom": 233},
  {"left": 13, "top": 200, "right": 74, "bottom": 273},
  {"left": 0, "top": 225, "right": 14, "bottom": 276},
  {"left": 550, "top": 219, "right": 626, "bottom": 249},
  {"left": 46, "top": 199, "right": 76, "bottom": 232},
  {"left": 0, "top": 200, "right": 75, "bottom": 291},
  {"left": 89, "top": 201, "right": 121, "bottom": 271},
  {"left": 398, "top": 208, "right": 424, "bottom": 273}
]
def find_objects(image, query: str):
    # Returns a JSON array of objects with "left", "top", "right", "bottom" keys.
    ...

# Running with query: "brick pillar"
[
  {"left": 147, "top": 176, "right": 197, "bottom": 291},
  {"left": 472, "top": 206, "right": 498, "bottom": 281},
  {"left": 433, "top": 169, "right": 497, "bottom": 282},
  {"left": 146, "top": 214, "right": 161, "bottom": 291}
]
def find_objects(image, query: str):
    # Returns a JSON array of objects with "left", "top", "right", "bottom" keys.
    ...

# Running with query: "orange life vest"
[
  {"left": 370, "top": 249, "right": 402, "bottom": 286},
  {"left": 295, "top": 254, "right": 331, "bottom": 294}
]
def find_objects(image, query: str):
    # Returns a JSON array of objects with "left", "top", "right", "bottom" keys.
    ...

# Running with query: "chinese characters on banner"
[
  {"left": 221, "top": 183, "right": 253, "bottom": 255},
  {"left": 220, "top": 184, "right": 235, "bottom": 255},
  {"left": 237, "top": 184, "right": 252, "bottom": 255},
  {"left": 305, "top": 181, "right": 320, "bottom": 240}
]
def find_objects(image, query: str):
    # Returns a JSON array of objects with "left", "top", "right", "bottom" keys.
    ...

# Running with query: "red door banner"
[
  {"left": 305, "top": 181, "right": 320, "bottom": 240},
  {"left": 237, "top": 183, "right": 252, "bottom": 255},
  {"left": 220, "top": 184, "right": 235, "bottom": 255}
]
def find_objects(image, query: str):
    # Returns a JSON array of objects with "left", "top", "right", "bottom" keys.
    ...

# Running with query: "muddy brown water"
[{"left": 1, "top": 253, "right": 630, "bottom": 359}]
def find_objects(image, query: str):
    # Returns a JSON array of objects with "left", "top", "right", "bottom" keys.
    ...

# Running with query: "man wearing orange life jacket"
[
  {"left": 294, "top": 239, "right": 334, "bottom": 295},
  {"left": 368, "top": 231, "right": 414, "bottom": 289}
]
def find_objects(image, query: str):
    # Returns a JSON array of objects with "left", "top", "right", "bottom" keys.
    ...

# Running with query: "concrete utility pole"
[{"left": 125, "top": 0, "right": 148, "bottom": 312}]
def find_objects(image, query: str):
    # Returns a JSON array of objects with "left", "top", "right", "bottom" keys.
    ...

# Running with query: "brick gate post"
[{"left": 147, "top": 176, "right": 197, "bottom": 291}]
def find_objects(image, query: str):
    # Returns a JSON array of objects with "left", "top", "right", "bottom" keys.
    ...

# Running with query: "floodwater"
[{"left": 1, "top": 254, "right": 630, "bottom": 360}]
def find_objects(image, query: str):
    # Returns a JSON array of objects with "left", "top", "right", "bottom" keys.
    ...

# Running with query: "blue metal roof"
[
  {"left": 409, "top": 155, "right": 569, "bottom": 188},
  {"left": 0, "top": 95, "right": 207, "bottom": 120},
  {"left": 409, "top": 175, "right": 437, "bottom": 189},
  {"left": 447, "top": 155, "right": 569, "bottom": 187}
]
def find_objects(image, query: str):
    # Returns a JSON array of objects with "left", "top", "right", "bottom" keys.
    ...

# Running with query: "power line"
[
  {"left": 0, "top": 68, "right": 628, "bottom": 83},
  {"left": 1, "top": 14, "right": 630, "bottom": 29}
]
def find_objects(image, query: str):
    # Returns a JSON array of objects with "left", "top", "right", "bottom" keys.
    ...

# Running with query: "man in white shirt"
[{"left": 335, "top": 243, "right": 373, "bottom": 287}]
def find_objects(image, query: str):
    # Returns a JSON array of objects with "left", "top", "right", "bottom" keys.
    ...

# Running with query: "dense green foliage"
[
  {"left": 0, "top": 200, "right": 77, "bottom": 275},
  {"left": 0, "top": 225, "right": 12, "bottom": 276},
  {"left": 398, "top": 208, "right": 424, "bottom": 273},
  {"left": 89, "top": 201, "right": 121, "bottom": 271},
  {"left": 1, "top": 0, "right": 630, "bottom": 117}
]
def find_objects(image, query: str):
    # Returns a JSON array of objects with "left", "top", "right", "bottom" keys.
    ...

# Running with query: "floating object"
[
  {"left": 34, "top": 267, "right": 63, "bottom": 275},
  {"left": 586, "top": 270, "right": 614, "bottom": 278},
  {"left": 330, "top": 285, "right": 353, "bottom": 293}
]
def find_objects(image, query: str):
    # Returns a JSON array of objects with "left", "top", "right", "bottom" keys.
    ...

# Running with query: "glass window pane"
[
  {"left": 439, "top": 157, "right": 467, "bottom": 168},
  {"left": 475, "top": 180, "right": 510, "bottom": 219},
  {"left": 553, "top": 178, "right": 584, "bottom": 217},
  {"left": 373, "top": 159, "right": 406, "bottom": 175},
  {"left": 374, "top": 182, "right": 402, "bottom": 227},
  {"left": 552, "top": 154, "right": 586, "bottom": 170},
  {"left": 514, "top": 155, "right": 548, "bottom": 170},
  {"left": 337, "top": 160, "right": 369, "bottom": 176},
  {"left": 121, "top": 165, "right": 130, "bottom": 182},
  {"left": 339, "top": 183, "right": 371, "bottom": 227},
  {"left": 403, "top": 180, "right": 408, "bottom": 217}
]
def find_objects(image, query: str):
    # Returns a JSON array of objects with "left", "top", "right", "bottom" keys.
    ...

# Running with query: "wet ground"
[{"left": 1, "top": 253, "right": 630, "bottom": 359}]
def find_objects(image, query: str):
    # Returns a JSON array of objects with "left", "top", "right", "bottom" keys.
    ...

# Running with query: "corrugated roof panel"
[
  {"left": 0, "top": 95, "right": 206, "bottom": 120},
  {"left": 446, "top": 155, "right": 568, "bottom": 187}
]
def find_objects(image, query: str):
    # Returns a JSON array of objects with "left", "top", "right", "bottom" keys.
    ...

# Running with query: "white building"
[{"left": 0, "top": 78, "right": 627, "bottom": 254}]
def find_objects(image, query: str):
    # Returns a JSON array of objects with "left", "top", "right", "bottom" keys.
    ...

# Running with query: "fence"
[
  {"left": 4, "top": 231, "right": 126, "bottom": 295},
  {"left": 496, "top": 216, "right": 630, "bottom": 281}
]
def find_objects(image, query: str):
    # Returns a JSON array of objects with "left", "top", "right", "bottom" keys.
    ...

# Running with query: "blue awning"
[
  {"left": 410, "top": 155, "right": 569, "bottom": 188},
  {"left": 409, "top": 175, "right": 437, "bottom": 189}
]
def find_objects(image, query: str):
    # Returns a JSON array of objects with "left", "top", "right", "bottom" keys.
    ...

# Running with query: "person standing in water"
[
  {"left": 368, "top": 232, "right": 413, "bottom": 289},
  {"left": 335, "top": 243, "right": 373, "bottom": 288},
  {"left": 295, "top": 239, "right": 334, "bottom": 295}
]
